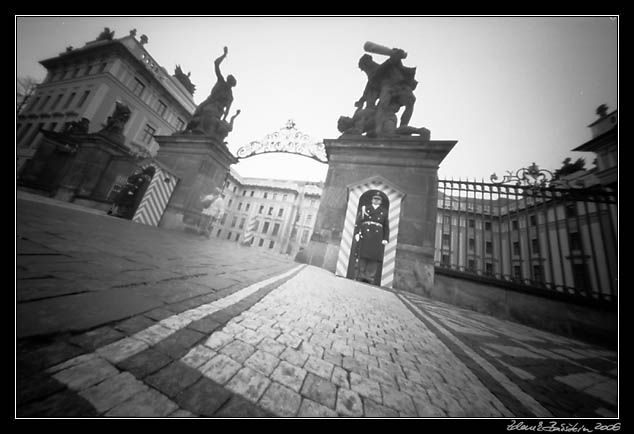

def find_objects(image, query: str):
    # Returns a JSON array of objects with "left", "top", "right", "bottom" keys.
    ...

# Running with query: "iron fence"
[{"left": 436, "top": 178, "right": 617, "bottom": 304}]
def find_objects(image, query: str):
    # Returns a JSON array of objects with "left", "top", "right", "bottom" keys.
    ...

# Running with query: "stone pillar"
[
  {"left": 306, "top": 136, "right": 456, "bottom": 295},
  {"left": 154, "top": 134, "right": 238, "bottom": 232}
]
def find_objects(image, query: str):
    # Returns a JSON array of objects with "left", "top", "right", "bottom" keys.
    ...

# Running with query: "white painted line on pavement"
[{"left": 398, "top": 294, "right": 552, "bottom": 418}]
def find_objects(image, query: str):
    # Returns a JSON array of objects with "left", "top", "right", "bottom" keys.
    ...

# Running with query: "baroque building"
[{"left": 17, "top": 28, "right": 196, "bottom": 174}]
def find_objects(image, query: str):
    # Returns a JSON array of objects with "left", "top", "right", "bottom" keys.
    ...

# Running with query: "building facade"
[
  {"left": 17, "top": 28, "right": 196, "bottom": 173},
  {"left": 210, "top": 168, "right": 323, "bottom": 258}
]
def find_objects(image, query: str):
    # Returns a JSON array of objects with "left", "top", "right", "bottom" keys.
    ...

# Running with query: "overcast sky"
[{"left": 16, "top": 16, "right": 618, "bottom": 182}]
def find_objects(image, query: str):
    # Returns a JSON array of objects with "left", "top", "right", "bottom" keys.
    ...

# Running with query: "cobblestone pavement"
[{"left": 16, "top": 195, "right": 618, "bottom": 418}]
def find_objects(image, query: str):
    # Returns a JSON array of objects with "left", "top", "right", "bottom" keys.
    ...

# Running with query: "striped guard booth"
[
  {"left": 241, "top": 216, "right": 258, "bottom": 245},
  {"left": 335, "top": 176, "right": 405, "bottom": 289},
  {"left": 132, "top": 162, "right": 179, "bottom": 227}
]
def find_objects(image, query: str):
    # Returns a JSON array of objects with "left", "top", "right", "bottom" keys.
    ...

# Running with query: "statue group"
[
  {"left": 338, "top": 42, "right": 429, "bottom": 139},
  {"left": 183, "top": 47, "right": 241, "bottom": 143}
]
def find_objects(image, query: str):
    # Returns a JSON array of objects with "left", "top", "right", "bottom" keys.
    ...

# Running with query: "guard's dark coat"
[{"left": 354, "top": 204, "right": 389, "bottom": 261}]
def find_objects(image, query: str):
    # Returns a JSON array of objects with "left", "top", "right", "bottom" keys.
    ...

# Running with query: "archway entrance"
[{"left": 337, "top": 175, "right": 405, "bottom": 288}]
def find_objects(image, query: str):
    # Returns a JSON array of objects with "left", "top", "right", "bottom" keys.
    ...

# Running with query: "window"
[
  {"left": 227, "top": 231, "right": 232, "bottom": 239},
  {"left": 532, "top": 265, "right": 543, "bottom": 283},
  {"left": 176, "top": 117, "right": 185, "bottom": 131},
  {"left": 228, "top": 199, "right": 233, "bottom": 208},
  {"left": 242, "top": 190, "right": 247, "bottom": 196},
  {"left": 485, "top": 241, "right": 493, "bottom": 255},
  {"left": 156, "top": 100, "right": 167, "bottom": 117},
  {"left": 262, "top": 222, "right": 269, "bottom": 234},
  {"left": 511, "top": 220, "right": 519, "bottom": 230},
  {"left": 268, "top": 207, "right": 274, "bottom": 216},
  {"left": 283, "top": 194, "right": 288, "bottom": 201},
  {"left": 220, "top": 214, "right": 227, "bottom": 225},
  {"left": 441, "top": 255, "right": 450, "bottom": 267},
  {"left": 258, "top": 238, "right": 264, "bottom": 247},
  {"left": 530, "top": 215, "right": 537, "bottom": 226},
  {"left": 442, "top": 215, "right": 451, "bottom": 226},
  {"left": 513, "top": 265, "right": 522, "bottom": 281},
  {"left": 237, "top": 202, "right": 242, "bottom": 211},
  {"left": 239, "top": 218, "right": 245, "bottom": 230},
  {"left": 273, "top": 193, "right": 277, "bottom": 200},
  {"left": 231, "top": 216, "right": 237, "bottom": 228},
  {"left": 263, "top": 192, "right": 268, "bottom": 199},
  {"left": 259, "top": 205, "right": 264, "bottom": 214},
  {"left": 269, "top": 241, "right": 275, "bottom": 249},
  {"left": 245, "top": 204, "right": 250, "bottom": 212},
  {"left": 442, "top": 234, "right": 451, "bottom": 247},
  {"left": 77, "top": 90, "right": 90, "bottom": 108},
  {"left": 50, "top": 94, "right": 64, "bottom": 111},
  {"left": 250, "top": 191, "right": 254, "bottom": 197},
  {"left": 132, "top": 78, "right": 145, "bottom": 97},
  {"left": 565, "top": 203, "right": 577, "bottom": 218},
  {"left": 513, "top": 241, "right": 521, "bottom": 256},
  {"left": 233, "top": 186, "right": 237, "bottom": 192},
  {"left": 98, "top": 62, "right": 108, "bottom": 73},
  {"left": 569, "top": 232, "right": 582, "bottom": 251},
  {"left": 272, "top": 223, "right": 280, "bottom": 236},
  {"left": 468, "top": 238, "right": 475, "bottom": 251},
  {"left": 301, "top": 229, "right": 310, "bottom": 244},
  {"left": 485, "top": 221, "right": 492, "bottom": 231},
  {"left": 572, "top": 263, "right": 589, "bottom": 293},
  {"left": 235, "top": 233, "right": 240, "bottom": 242},
  {"left": 468, "top": 219, "right": 475, "bottom": 229},
  {"left": 141, "top": 124, "right": 156, "bottom": 144},
  {"left": 278, "top": 208, "right": 284, "bottom": 217},
  {"left": 467, "top": 259, "right": 476, "bottom": 271},
  {"left": 531, "top": 238, "right": 540, "bottom": 254},
  {"left": 485, "top": 263, "right": 494, "bottom": 276},
  {"left": 306, "top": 215, "right": 313, "bottom": 224},
  {"left": 216, "top": 229, "right": 222, "bottom": 237},
  {"left": 63, "top": 92, "right": 76, "bottom": 109}
]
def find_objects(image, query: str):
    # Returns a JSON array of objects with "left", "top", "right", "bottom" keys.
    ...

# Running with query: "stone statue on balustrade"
[
  {"left": 182, "top": 46, "right": 240, "bottom": 144},
  {"left": 337, "top": 42, "right": 429, "bottom": 140}
]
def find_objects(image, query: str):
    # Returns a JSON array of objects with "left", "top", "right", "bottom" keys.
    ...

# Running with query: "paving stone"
[
  {"left": 258, "top": 382, "right": 302, "bottom": 417},
  {"left": 331, "top": 366, "right": 350, "bottom": 389},
  {"left": 160, "top": 315, "right": 194, "bottom": 330},
  {"left": 18, "top": 341, "right": 85, "bottom": 374},
  {"left": 145, "top": 361, "right": 202, "bottom": 398},
  {"left": 200, "top": 354, "right": 242, "bottom": 385},
  {"left": 304, "top": 356, "right": 335, "bottom": 380},
  {"left": 181, "top": 345, "right": 218, "bottom": 369},
  {"left": 322, "top": 349, "right": 343, "bottom": 367},
  {"left": 235, "top": 328, "right": 265, "bottom": 346},
  {"left": 168, "top": 409, "right": 198, "bottom": 417},
  {"left": 17, "top": 389, "right": 99, "bottom": 417},
  {"left": 69, "top": 326, "right": 126, "bottom": 351},
  {"left": 380, "top": 384, "right": 417, "bottom": 417},
  {"left": 257, "top": 336, "right": 286, "bottom": 357},
  {"left": 116, "top": 347, "right": 173, "bottom": 379},
  {"left": 300, "top": 373, "right": 337, "bottom": 409},
  {"left": 225, "top": 367, "right": 271, "bottom": 403},
  {"left": 16, "top": 372, "right": 66, "bottom": 407},
  {"left": 144, "top": 307, "right": 176, "bottom": 321},
  {"left": 343, "top": 355, "right": 369, "bottom": 376},
  {"left": 349, "top": 372, "right": 382, "bottom": 404},
  {"left": 204, "top": 331, "right": 234, "bottom": 350},
  {"left": 220, "top": 339, "right": 257, "bottom": 363},
  {"left": 115, "top": 316, "right": 157, "bottom": 335},
  {"left": 280, "top": 347, "right": 310, "bottom": 367},
  {"left": 153, "top": 328, "right": 206, "bottom": 359},
  {"left": 105, "top": 388, "right": 179, "bottom": 417},
  {"left": 46, "top": 353, "right": 98, "bottom": 373},
  {"left": 297, "top": 398, "right": 339, "bottom": 417},
  {"left": 363, "top": 398, "right": 400, "bottom": 418},
  {"left": 271, "top": 360, "right": 308, "bottom": 392},
  {"left": 79, "top": 372, "right": 148, "bottom": 412},
  {"left": 276, "top": 333, "right": 303, "bottom": 349},
  {"left": 335, "top": 388, "right": 363, "bottom": 417},
  {"left": 244, "top": 350, "right": 281, "bottom": 376},
  {"left": 187, "top": 316, "right": 224, "bottom": 334},
  {"left": 96, "top": 337, "right": 149, "bottom": 364},
  {"left": 175, "top": 377, "right": 232, "bottom": 417},
  {"left": 331, "top": 340, "right": 354, "bottom": 357},
  {"left": 51, "top": 357, "right": 119, "bottom": 391},
  {"left": 214, "top": 395, "right": 274, "bottom": 418},
  {"left": 133, "top": 324, "right": 176, "bottom": 346}
]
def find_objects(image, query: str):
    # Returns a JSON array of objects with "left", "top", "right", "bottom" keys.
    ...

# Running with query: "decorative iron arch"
[{"left": 235, "top": 120, "right": 328, "bottom": 163}]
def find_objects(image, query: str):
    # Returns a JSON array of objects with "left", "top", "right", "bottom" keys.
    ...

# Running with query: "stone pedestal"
[
  {"left": 53, "top": 132, "right": 130, "bottom": 202},
  {"left": 154, "top": 134, "right": 238, "bottom": 232},
  {"left": 306, "top": 136, "right": 456, "bottom": 295}
]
